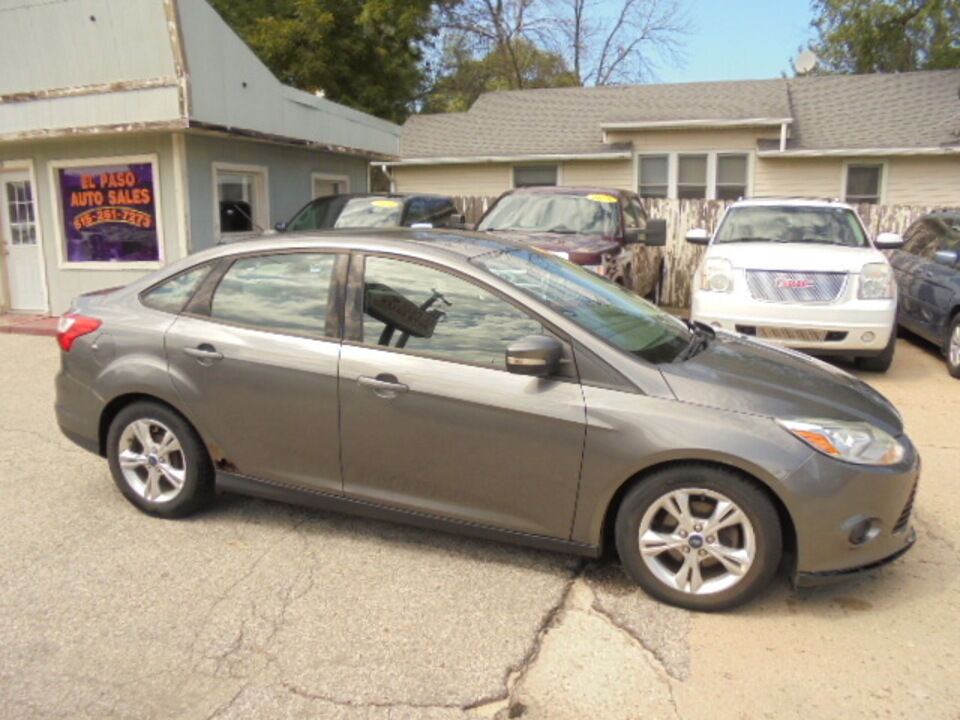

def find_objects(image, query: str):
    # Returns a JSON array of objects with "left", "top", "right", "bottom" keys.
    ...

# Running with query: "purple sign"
[{"left": 59, "top": 163, "right": 160, "bottom": 262}]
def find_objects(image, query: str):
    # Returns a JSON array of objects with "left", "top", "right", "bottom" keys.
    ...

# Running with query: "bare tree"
[
  {"left": 440, "top": 0, "right": 689, "bottom": 88},
  {"left": 551, "top": 0, "right": 689, "bottom": 85}
]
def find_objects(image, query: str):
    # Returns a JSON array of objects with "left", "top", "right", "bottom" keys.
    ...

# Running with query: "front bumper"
[
  {"left": 691, "top": 290, "right": 896, "bottom": 353},
  {"left": 785, "top": 438, "right": 920, "bottom": 583}
]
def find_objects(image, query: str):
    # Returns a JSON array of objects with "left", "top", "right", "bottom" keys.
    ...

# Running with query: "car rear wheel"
[
  {"left": 945, "top": 315, "right": 960, "bottom": 379},
  {"left": 615, "top": 465, "right": 782, "bottom": 611},
  {"left": 855, "top": 332, "right": 896, "bottom": 373},
  {"left": 106, "top": 401, "right": 214, "bottom": 518}
]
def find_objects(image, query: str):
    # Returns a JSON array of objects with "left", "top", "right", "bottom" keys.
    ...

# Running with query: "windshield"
[
  {"left": 714, "top": 206, "right": 869, "bottom": 247},
  {"left": 477, "top": 193, "right": 621, "bottom": 236},
  {"left": 474, "top": 247, "right": 691, "bottom": 364},
  {"left": 287, "top": 196, "right": 403, "bottom": 231}
]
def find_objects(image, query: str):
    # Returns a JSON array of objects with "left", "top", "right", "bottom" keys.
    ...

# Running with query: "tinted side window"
[
  {"left": 210, "top": 253, "right": 337, "bottom": 337},
  {"left": 903, "top": 220, "right": 942, "bottom": 260},
  {"left": 141, "top": 264, "right": 212, "bottom": 313},
  {"left": 361, "top": 256, "right": 542, "bottom": 367}
]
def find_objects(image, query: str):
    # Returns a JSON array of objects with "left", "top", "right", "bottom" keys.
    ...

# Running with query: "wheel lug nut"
[
  {"left": 678, "top": 530, "right": 688, "bottom": 538},
  {"left": 706, "top": 536, "right": 715, "bottom": 543},
  {"left": 694, "top": 523, "right": 703, "bottom": 532},
  {"left": 698, "top": 549, "right": 707, "bottom": 557},
  {"left": 681, "top": 546, "right": 690, "bottom": 553}
]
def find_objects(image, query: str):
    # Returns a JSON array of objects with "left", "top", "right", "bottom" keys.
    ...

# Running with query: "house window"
[
  {"left": 677, "top": 155, "right": 707, "bottom": 199},
  {"left": 845, "top": 164, "right": 883, "bottom": 204},
  {"left": 513, "top": 165, "right": 558, "bottom": 187},
  {"left": 716, "top": 155, "right": 748, "bottom": 200},
  {"left": 312, "top": 173, "right": 349, "bottom": 198},
  {"left": 215, "top": 164, "right": 268, "bottom": 234},
  {"left": 638, "top": 156, "right": 668, "bottom": 198},
  {"left": 55, "top": 157, "right": 161, "bottom": 263}
]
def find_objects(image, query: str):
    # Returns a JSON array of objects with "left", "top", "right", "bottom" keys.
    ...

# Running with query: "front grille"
[
  {"left": 893, "top": 481, "right": 918, "bottom": 534},
  {"left": 737, "top": 325, "right": 847, "bottom": 343},
  {"left": 746, "top": 270, "right": 847, "bottom": 303}
]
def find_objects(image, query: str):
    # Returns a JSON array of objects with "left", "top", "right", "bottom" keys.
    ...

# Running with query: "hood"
[
  {"left": 480, "top": 230, "right": 621, "bottom": 264},
  {"left": 660, "top": 332, "right": 903, "bottom": 436},
  {"left": 706, "top": 242, "right": 887, "bottom": 273}
]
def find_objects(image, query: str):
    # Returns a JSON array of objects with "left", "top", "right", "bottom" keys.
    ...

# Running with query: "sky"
[{"left": 649, "top": 0, "right": 817, "bottom": 83}]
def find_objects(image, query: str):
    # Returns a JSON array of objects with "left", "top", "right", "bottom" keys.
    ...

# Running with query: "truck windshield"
[
  {"left": 474, "top": 247, "right": 691, "bottom": 364},
  {"left": 478, "top": 193, "right": 621, "bottom": 236},
  {"left": 714, "top": 206, "right": 869, "bottom": 247},
  {"left": 287, "top": 196, "right": 403, "bottom": 231}
]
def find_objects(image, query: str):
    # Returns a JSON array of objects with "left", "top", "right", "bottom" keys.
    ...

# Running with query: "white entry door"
[{"left": 1, "top": 171, "right": 46, "bottom": 312}]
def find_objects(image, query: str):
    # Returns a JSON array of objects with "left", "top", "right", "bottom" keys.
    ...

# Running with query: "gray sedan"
[{"left": 55, "top": 230, "right": 918, "bottom": 611}]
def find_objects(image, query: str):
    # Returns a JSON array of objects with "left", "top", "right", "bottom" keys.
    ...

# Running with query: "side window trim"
[
  {"left": 344, "top": 251, "right": 578, "bottom": 378},
  {"left": 139, "top": 261, "right": 215, "bottom": 314},
  {"left": 183, "top": 250, "right": 349, "bottom": 341}
]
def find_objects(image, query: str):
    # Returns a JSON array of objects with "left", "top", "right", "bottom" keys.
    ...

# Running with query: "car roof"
[
  {"left": 730, "top": 197, "right": 855, "bottom": 210},
  {"left": 504, "top": 186, "right": 626, "bottom": 198}
]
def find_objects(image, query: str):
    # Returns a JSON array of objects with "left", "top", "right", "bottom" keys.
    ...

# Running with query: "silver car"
[{"left": 55, "top": 230, "right": 919, "bottom": 611}]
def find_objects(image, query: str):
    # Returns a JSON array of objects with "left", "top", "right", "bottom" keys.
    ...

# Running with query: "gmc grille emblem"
[{"left": 778, "top": 278, "right": 813, "bottom": 289}]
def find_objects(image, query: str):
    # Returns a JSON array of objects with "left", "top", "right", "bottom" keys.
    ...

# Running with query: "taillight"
[{"left": 57, "top": 314, "right": 102, "bottom": 351}]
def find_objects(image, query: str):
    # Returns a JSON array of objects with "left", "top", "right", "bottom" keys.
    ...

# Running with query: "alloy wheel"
[
  {"left": 117, "top": 419, "right": 187, "bottom": 504},
  {"left": 637, "top": 487, "right": 756, "bottom": 595},
  {"left": 950, "top": 324, "right": 960, "bottom": 369}
]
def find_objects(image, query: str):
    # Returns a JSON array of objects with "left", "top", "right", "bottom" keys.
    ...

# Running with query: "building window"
[
  {"left": 845, "top": 164, "right": 883, "bottom": 204},
  {"left": 677, "top": 155, "right": 707, "bottom": 199},
  {"left": 312, "top": 173, "right": 350, "bottom": 198},
  {"left": 215, "top": 164, "right": 268, "bottom": 234},
  {"left": 716, "top": 154, "right": 748, "bottom": 200},
  {"left": 55, "top": 157, "right": 161, "bottom": 263},
  {"left": 513, "top": 165, "right": 558, "bottom": 188},
  {"left": 638, "top": 156, "right": 668, "bottom": 198}
]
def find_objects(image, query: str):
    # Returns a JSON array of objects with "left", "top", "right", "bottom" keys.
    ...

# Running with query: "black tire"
[
  {"left": 106, "top": 401, "right": 214, "bottom": 518},
  {"left": 855, "top": 332, "right": 896, "bottom": 372},
  {"left": 945, "top": 314, "right": 960, "bottom": 379},
  {"left": 615, "top": 465, "right": 782, "bottom": 612}
]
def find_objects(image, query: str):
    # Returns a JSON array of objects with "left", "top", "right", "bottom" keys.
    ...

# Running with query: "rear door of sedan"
[
  {"left": 893, "top": 217, "right": 959, "bottom": 342},
  {"left": 164, "top": 250, "right": 347, "bottom": 494},
  {"left": 337, "top": 252, "right": 587, "bottom": 539}
]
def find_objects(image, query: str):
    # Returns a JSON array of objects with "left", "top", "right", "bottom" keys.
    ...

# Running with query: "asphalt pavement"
[{"left": 0, "top": 333, "right": 957, "bottom": 719}]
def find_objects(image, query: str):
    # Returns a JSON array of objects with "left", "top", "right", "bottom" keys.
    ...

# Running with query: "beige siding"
[
  {"left": 885, "top": 156, "right": 960, "bottom": 205},
  {"left": 607, "top": 127, "right": 777, "bottom": 152},
  {"left": 392, "top": 163, "right": 511, "bottom": 195},
  {"left": 560, "top": 159, "right": 634, "bottom": 190},
  {"left": 754, "top": 157, "right": 842, "bottom": 198}
]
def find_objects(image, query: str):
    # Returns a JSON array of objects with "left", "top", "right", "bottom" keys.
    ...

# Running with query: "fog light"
[
  {"left": 848, "top": 518, "right": 882, "bottom": 545},
  {"left": 861, "top": 331, "right": 876, "bottom": 343}
]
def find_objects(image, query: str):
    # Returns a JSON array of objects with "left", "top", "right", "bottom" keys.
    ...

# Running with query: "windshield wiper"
[
  {"left": 677, "top": 319, "right": 714, "bottom": 361},
  {"left": 720, "top": 237, "right": 775, "bottom": 243}
]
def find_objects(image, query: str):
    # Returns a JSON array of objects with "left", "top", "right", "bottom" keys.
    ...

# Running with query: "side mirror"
[
  {"left": 274, "top": 221, "right": 288, "bottom": 233},
  {"left": 934, "top": 249, "right": 960, "bottom": 267},
  {"left": 505, "top": 335, "right": 562, "bottom": 377},
  {"left": 875, "top": 232, "right": 904, "bottom": 249},
  {"left": 685, "top": 228, "right": 710, "bottom": 245},
  {"left": 639, "top": 219, "right": 667, "bottom": 246}
]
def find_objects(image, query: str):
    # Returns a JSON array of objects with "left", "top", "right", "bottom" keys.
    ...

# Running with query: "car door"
[
  {"left": 165, "top": 251, "right": 346, "bottom": 494},
  {"left": 892, "top": 219, "right": 941, "bottom": 341},
  {"left": 337, "top": 253, "right": 586, "bottom": 539}
]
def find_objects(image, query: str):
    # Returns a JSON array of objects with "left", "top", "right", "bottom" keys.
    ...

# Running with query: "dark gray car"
[{"left": 55, "top": 230, "right": 918, "bottom": 611}]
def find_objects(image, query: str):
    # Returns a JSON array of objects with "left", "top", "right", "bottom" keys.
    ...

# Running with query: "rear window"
[{"left": 141, "top": 264, "right": 212, "bottom": 314}]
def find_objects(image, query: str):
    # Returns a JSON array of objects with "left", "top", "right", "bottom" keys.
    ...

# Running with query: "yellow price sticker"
[
  {"left": 586, "top": 193, "right": 618, "bottom": 203},
  {"left": 371, "top": 200, "right": 400, "bottom": 208}
]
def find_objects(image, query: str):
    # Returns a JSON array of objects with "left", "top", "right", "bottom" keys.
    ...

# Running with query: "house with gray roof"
[
  {"left": 0, "top": 0, "right": 399, "bottom": 314},
  {"left": 386, "top": 70, "right": 960, "bottom": 208}
]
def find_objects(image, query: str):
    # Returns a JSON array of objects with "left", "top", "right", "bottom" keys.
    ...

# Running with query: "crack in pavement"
[
  {"left": 203, "top": 688, "right": 245, "bottom": 720},
  {"left": 588, "top": 599, "right": 685, "bottom": 683},
  {"left": 284, "top": 682, "right": 465, "bottom": 710}
]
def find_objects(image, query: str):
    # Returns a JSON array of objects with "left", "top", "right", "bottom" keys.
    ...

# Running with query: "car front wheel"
[
  {"left": 855, "top": 332, "right": 896, "bottom": 373},
  {"left": 615, "top": 465, "right": 782, "bottom": 611},
  {"left": 946, "top": 315, "right": 960, "bottom": 379},
  {"left": 106, "top": 401, "right": 214, "bottom": 518}
]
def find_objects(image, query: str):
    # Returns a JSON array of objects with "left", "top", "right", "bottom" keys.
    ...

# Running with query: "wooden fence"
[{"left": 451, "top": 196, "right": 957, "bottom": 308}]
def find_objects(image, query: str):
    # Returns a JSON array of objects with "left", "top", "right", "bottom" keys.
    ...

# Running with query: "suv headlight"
[
  {"left": 700, "top": 258, "right": 734, "bottom": 293},
  {"left": 859, "top": 262, "right": 895, "bottom": 299},
  {"left": 778, "top": 418, "right": 904, "bottom": 465}
]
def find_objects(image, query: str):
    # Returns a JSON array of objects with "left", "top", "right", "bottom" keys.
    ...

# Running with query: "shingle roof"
[{"left": 400, "top": 70, "right": 960, "bottom": 160}]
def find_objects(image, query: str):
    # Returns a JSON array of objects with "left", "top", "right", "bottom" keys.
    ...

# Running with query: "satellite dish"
[{"left": 794, "top": 50, "right": 818, "bottom": 75}]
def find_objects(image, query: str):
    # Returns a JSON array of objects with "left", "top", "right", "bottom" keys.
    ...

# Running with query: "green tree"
[
  {"left": 208, "top": 0, "right": 448, "bottom": 123},
  {"left": 807, "top": 0, "right": 960, "bottom": 74},
  {"left": 424, "top": 37, "right": 578, "bottom": 112}
]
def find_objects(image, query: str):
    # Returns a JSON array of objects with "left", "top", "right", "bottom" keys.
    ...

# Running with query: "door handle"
[
  {"left": 357, "top": 374, "right": 408, "bottom": 397},
  {"left": 184, "top": 344, "right": 223, "bottom": 364}
]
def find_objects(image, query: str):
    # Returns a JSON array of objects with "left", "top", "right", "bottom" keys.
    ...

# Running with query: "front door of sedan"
[
  {"left": 165, "top": 251, "right": 346, "bottom": 494},
  {"left": 893, "top": 219, "right": 953, "bottom": 342},
  {"left": 337, "top": 254, "right": 586, "bottom": 539}
]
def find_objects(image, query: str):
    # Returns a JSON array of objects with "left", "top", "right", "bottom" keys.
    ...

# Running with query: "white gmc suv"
[{"left": 687, "top": 199, "right": 904, "bottom": 372}]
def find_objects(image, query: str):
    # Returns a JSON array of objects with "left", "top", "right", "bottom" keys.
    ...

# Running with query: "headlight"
[
  {"left": 700, "top": 257, "right": 734, "bottom": 293},
  {"left": 778, "top": 418, "right": 904, "bottom": 465},
  {"left": 858, "top": 262, "right": 895, "bottom": 299}
]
